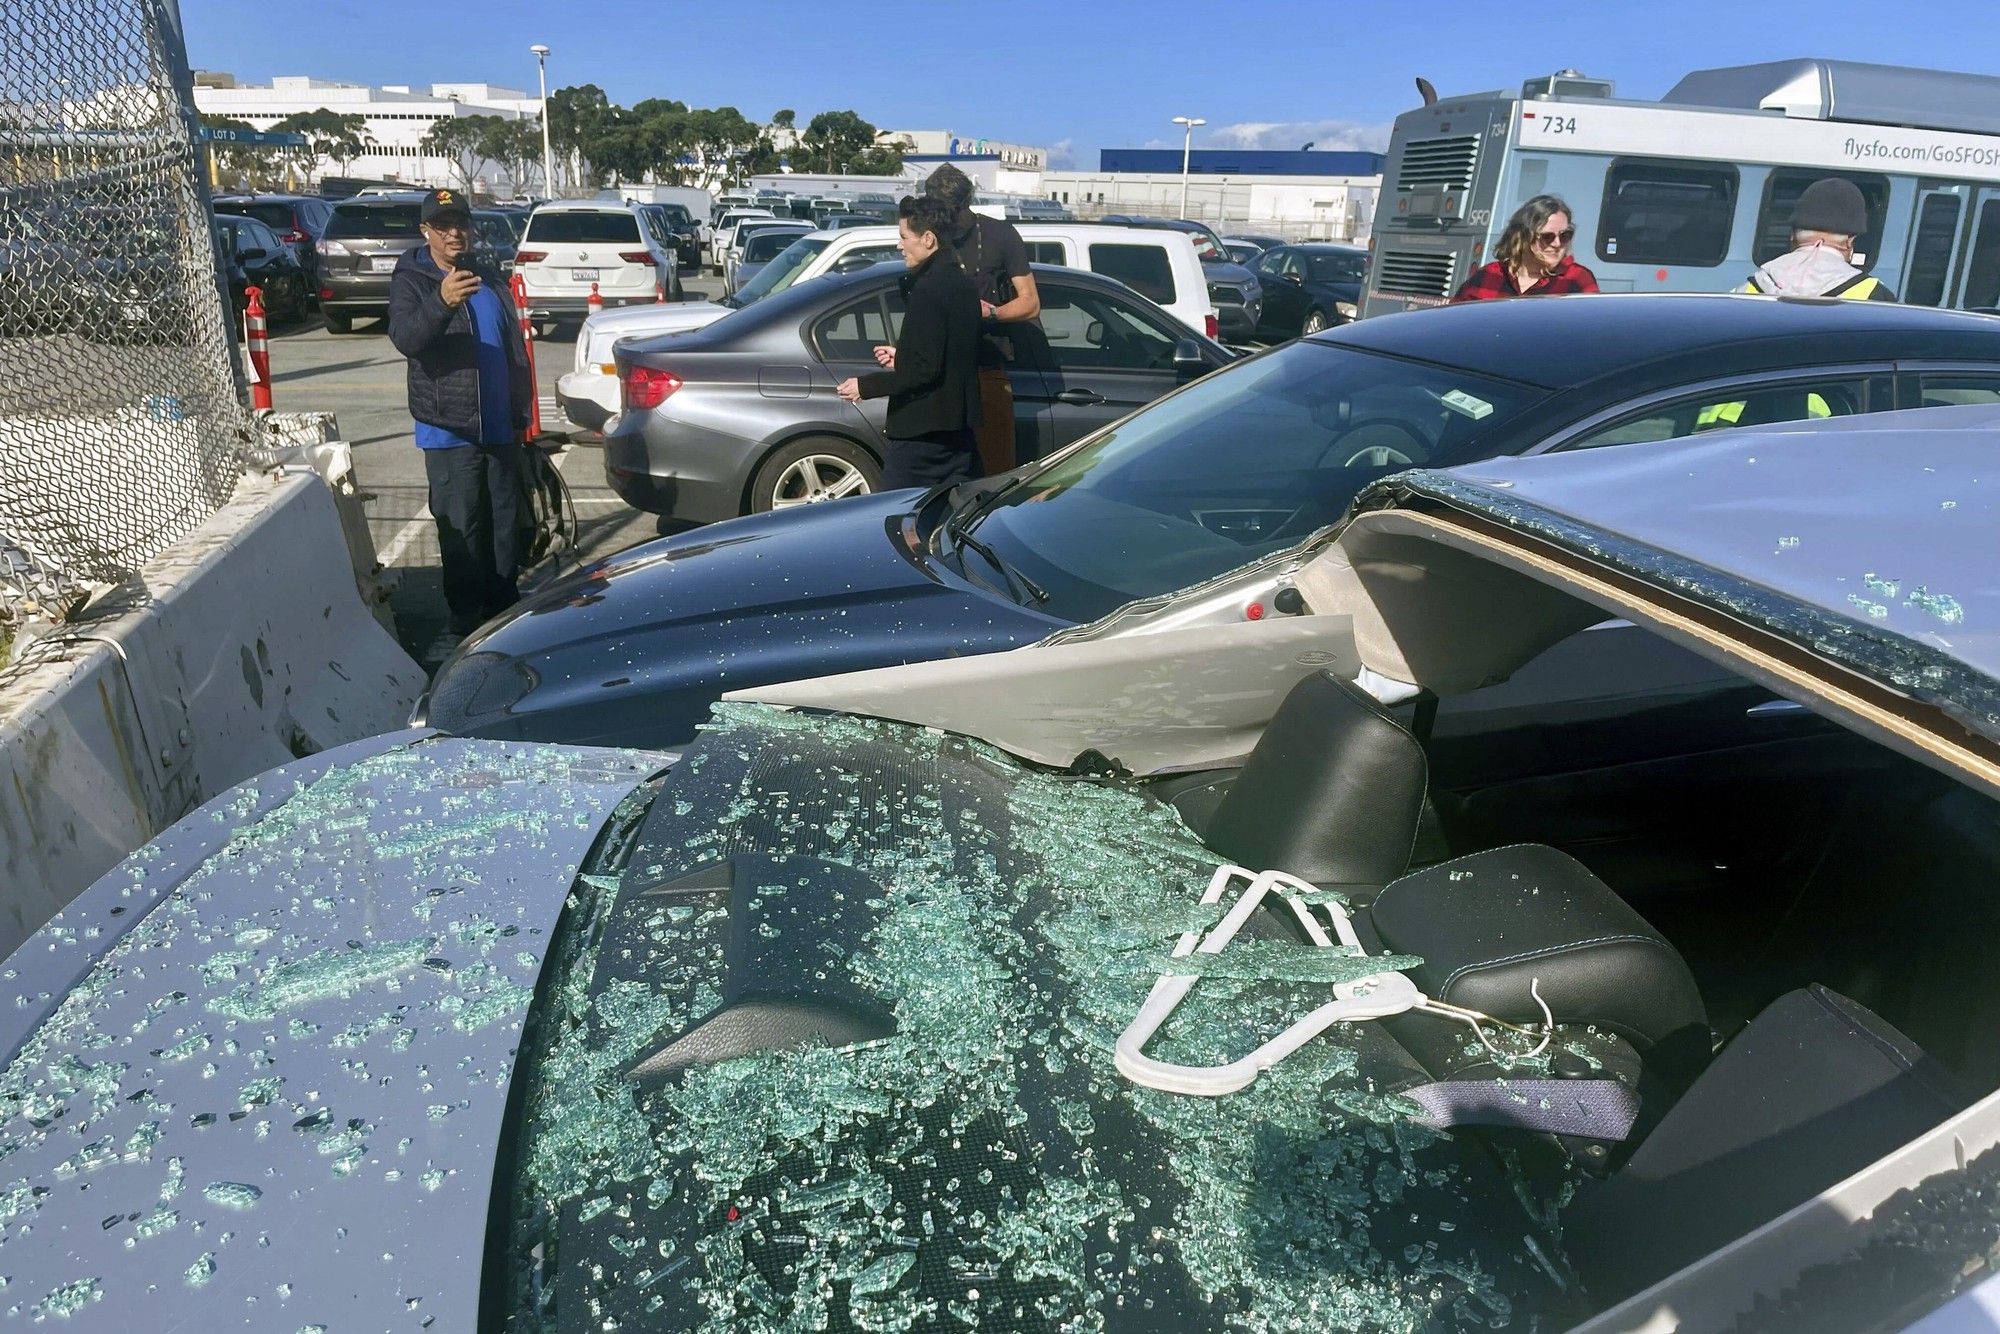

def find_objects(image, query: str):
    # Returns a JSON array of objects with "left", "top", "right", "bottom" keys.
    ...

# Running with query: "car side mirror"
[
  {"left": 1174, "top": 337, "right": 1205, "bottom": 370},
  {"left": 1284, "top": 272, "right": 1303, "bottom": 285},
  {"left": 834, "top": 255, "right": 875, "bottom": 274}
]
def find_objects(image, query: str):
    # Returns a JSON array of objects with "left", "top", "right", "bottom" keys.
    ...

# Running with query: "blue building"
[{"left": 1098, "top": 149, "right": 1385, "bottom": 177}]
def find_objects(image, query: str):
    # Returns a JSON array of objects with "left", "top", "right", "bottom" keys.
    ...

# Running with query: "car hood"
[
  {"left": 426, "top": 492, "right": 1063, "bottom": 747},
  {"left": 0, "top": 731, "right": 665, "bottom": 1332}
]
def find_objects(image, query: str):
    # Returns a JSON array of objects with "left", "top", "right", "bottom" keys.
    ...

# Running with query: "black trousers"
[
  {"left": 882, "top": 428, "right": 982, "bottom": 492},
  {"left": 423, "top": 440, "right": 524, "bottom": 634}
]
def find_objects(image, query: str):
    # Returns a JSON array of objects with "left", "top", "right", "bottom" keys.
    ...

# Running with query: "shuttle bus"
[{"left": 1361, "top": 59, "right": 2000, "bottom": 318}]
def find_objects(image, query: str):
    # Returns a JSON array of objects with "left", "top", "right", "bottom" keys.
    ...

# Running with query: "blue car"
[
  {"left": 1251, "top": 242, "right": 1368, "bottom": 339},
  {"left": 424, "top": 295, "right": 2000, "bottom": 748}
]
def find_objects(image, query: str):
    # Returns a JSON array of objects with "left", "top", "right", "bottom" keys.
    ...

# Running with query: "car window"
[
  {"left": 811, "top": 294, "right": 893, "bottom": 362},
  {"left": 1904, "top": 194, "right": 1962, "bottom": 308},
  {"left": 966, "top": 340, "right": 1545, "bottom": 620},
  {"left": 1964, "top": 199, "right": 2000, "bottom": 310},
  {"left": 1918, "top": 374, "right": 2000, "bottom": 408},
  {"left": 1252, "top": 248, "right": 1288, "bottom": 278},
  {"left": 525, "top": 211, "right": 643, "bottom": 244},
  {"left": 1024, "top": 241, "right": 1066, "bottom": 265},
  {"left": 325, "top": 203, "right": 420, "bottom": 239},
  {"left": 1308, "top": 251, "right": 1366, "bottom": 284},
  {"left": 743, "top": 230, "right": 801, "bottom": 262},
  {"left": 1086, "top": 243, "right": 1175, "bottom": 305},
  {"left": 1034, "top": 285, "right": 1181, "bottom": 372},
  {"left": 242, "top": 219, "right": 282, "bottom": 251},
  {"left": 1561, "top": 375, "right": 1883, "bottom": 450}
]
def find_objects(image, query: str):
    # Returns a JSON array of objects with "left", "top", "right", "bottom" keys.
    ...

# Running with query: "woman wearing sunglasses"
[{"left": 1452, "top": 195, "right": 1600, "bottom": 302}]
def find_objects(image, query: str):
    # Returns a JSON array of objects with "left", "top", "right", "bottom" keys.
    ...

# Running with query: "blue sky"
[{"left": 184, "top": 0, "right": 1993, "bottom": 167}]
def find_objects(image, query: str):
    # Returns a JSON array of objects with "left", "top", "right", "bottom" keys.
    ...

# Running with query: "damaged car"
[
  {"left": 3, "top": 408, "right": 2000, "bottom": 1331},
  {"left": 421, "top": 293, "right": 2000, "bottom": 749}
]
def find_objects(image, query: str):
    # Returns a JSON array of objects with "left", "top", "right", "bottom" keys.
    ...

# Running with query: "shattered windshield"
[
  {"left": 500, "top": 703, "right": 1576, "bottom": 1332},
  {"left": 961, "top": 341, "right": 1546, "bottom": 621}
]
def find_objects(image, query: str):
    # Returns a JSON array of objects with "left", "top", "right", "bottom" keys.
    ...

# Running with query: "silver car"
[{"left": 601, "top": 262, "right": 1234, "bottom": 523}]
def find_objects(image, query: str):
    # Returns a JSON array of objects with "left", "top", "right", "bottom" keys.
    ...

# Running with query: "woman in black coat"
[{"left": 837, "top": 195, "right": 983, "bottom": 490}]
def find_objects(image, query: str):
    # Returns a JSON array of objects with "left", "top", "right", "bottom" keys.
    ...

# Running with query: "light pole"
[
  {"left": 1172, "top": 115, "right": 1205, "bottom": 219},
  {"left": 530, "top": 44, "right": 554, "bottom": 199}
]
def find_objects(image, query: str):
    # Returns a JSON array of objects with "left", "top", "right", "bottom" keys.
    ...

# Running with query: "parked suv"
[
  {"left": 213, "top": 193, "right": 333, "bottom": 290},
  {"left": 1100, "top": 216, "right": 1263, "bottom": 342},
  {"left": 316, "top": 193, "right": 426, "bottom": 333},
  {"left": 515, "top": 201, "right": 677, "bottom": 331}
]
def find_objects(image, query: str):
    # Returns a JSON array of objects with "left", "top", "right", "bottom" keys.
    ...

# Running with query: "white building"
[
  {"left": 1041, "top": 150, "right": 1385, "bottom": 242},
  {"left": 191, "top": 74, "right": 543, "bottom": 194},
  {"left": 882, "top": 130, "right": 1048, "bottom": 172}
]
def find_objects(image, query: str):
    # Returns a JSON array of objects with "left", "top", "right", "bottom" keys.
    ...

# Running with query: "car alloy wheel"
[
  {"left": 750, "top": 435, "right": 882, "bottom": 514},
  {"left": 1302, "top": 308, "right": 1328, "bottom": 335},
  {"left": 772, "top": 454, "right": 871, "bottom": 507}
]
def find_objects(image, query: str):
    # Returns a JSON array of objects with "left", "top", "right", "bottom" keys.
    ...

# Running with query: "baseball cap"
[{"left": 421, "top": 188, "right": 472, "bottom": 225}]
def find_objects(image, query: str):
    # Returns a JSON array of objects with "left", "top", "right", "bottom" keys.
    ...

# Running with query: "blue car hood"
[
  {"left": 428, "top": 493, "right": 1064, "bottom": 748},
  {"left": 0, "top": 732, "right": 666, "bottom": 1332}
]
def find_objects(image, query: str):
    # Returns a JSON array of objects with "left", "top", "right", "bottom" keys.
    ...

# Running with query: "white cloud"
[
  {"left": 1200, "top": 119, "right": 1395, "bottom": 153},
  {"left": 1047, "top": 137, "right": 1076, "bottom": 169}
]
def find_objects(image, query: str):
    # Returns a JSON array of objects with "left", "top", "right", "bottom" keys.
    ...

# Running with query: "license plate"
[
  {"left": 571, "top": 268, "right": 599, "bottom": 282},
  {"left": 369, "top": 256, "right": 397, "bottom": 273}
]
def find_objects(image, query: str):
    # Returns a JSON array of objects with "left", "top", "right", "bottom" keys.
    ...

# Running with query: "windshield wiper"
[{"left": 945, "top": 510, "right": 1048, "bottom": 605}]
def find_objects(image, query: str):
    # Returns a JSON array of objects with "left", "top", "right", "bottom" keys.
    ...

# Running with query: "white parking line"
[{"left": 377, "top": 509, "right": 433, "bottom": 568}]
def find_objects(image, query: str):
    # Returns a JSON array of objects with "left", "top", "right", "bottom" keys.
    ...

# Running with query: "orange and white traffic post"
[
  {"left": 243, "top": 285, "right": 272, "bottom": 410},
  {"left": 510, "top": 273, "right": 543, "bottom": 441}
]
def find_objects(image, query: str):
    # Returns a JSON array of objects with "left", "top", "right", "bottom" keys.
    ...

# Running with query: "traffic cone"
[
  {"left": 587, "top": 281, "right": 603, "bottom": 317},
  {"left": 244, "top": 286, "right": 272, "bottom": 410},
  {"left": 655, "top": 277, "right": 665, "bottom": 303},
  {"left": 511, "top": 273, "right": 543, "bottom": 442}
]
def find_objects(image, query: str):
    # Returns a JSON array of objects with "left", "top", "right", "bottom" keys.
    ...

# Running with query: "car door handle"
[{"left": 1055, "top": 389, "right": 1106, "bottom": 405}]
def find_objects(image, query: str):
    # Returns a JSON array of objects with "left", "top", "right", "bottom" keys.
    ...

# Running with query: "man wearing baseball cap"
[
  {"left": 1740, "top": 178, "right": 1897, "bottom": 301},
  {"left": 388, "top": 188, "right": 534, "bottom": 657}
]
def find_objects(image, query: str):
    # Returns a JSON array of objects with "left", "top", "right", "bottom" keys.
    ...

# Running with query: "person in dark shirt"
[
  {"left": 1452, "top": 195, "right": 1600, "bottom": 302},
  {"left": 924, "top": 163, "right": 1040, "bottom": 475},
  {"left": 836, "top": 195, "right": 983, "bottom": 491}
]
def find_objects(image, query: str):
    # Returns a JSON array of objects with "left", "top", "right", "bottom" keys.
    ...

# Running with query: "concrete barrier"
[{"left": 0, "top": 470, "right": 426, "bottom": 956}]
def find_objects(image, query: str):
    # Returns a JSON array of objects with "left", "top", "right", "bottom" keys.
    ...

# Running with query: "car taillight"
[
  {"left": 621, "top": 366, "right": 682, "bottom": 411},
  {"left": 1205, "top": 312, "right": 1220, "bottom": 340},
  {"left": 515, "top": 250, "right": 547, "bottom": 265},
  {"left": 619, "top": 251, "right": 658, "bottom": 265},
  {"left": 282, "top": 229, "right": 308, "bottom": 244},
  {"left": 320, "top": 288, "right": 333, "bottom": 299}
]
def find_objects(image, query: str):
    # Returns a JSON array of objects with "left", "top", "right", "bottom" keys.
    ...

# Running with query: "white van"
[{"left": 555, "top": 224, "right": 1216, "bottom": 431}]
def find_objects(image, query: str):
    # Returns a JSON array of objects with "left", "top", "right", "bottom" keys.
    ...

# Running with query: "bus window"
[
  {"left": 1904, "top": 193, "right": 1962, "bottom": 307},
  {"left": 1596, "top": 160, "right": 1738, "bottom": 268},
  {"left": 1963, "top": 199, "right": 2000, "bottom": 310},
  {"left": 1754, "top": 170, "right": 1890, "bottom": 270}
]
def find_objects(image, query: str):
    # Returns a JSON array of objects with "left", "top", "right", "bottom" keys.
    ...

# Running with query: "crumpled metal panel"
[
  {"left": 1377, "top": 406, "right": 2000, "bottom": 740},
  {"left": 0, "top": 734, "right": 664, "bottom": 1331}
]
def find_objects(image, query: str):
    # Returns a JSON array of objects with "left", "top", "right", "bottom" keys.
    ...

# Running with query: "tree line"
[{"left": 200, "top": 92, "right": 906, "bottom": 197}]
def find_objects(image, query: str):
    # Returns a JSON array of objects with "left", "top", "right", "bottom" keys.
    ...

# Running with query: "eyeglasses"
[
  {"left": 1533, "top": 228, "right": 1576, "bottom": 247},
  {"left": 424, "top": 219, "right": 472, "bottom": 233}
]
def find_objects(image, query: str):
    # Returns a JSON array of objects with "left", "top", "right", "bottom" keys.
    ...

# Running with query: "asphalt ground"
[{"left": 263, "top": 271, "right": 728, "bottom": 668}]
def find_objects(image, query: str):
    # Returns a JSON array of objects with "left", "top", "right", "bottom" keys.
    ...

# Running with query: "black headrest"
[
  {"left": 1201, "top": 671, "right": 1427, "bottom": 897},
  {"left": 1367, "top": 844, "right": 1708, "bottom": 1078},
  {"left": 1566, "top": 985, "right": 1967, "bottom": 1305}
]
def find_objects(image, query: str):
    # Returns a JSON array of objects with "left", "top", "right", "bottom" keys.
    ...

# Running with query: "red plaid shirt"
[{"left": 1452, "top": 257, "right": 1600, "bottom": 302}]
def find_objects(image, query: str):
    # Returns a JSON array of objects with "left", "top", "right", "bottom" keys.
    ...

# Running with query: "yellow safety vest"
[{"left": 1698, "top": 274, "right": 1883, "bottom": 427}]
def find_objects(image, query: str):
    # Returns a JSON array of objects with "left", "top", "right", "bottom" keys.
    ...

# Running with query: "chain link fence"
[{"left": 0, "top": 0, "right": 251, "bottom": 623}]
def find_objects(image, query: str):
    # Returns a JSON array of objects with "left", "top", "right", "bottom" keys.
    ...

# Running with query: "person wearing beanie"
[{"left": 1741, "top": 178, "right": 1896, "bottom": 301}]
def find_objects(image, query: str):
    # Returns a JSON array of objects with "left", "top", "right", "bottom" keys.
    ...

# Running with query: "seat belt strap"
[{"left": 1402, "top": 1077, "right": 1641, "bottom": 1139}]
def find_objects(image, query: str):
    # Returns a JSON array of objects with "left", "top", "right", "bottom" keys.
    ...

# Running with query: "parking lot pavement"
[{"left": 264, "top": 272, "right": 727, "bottom": 669}]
